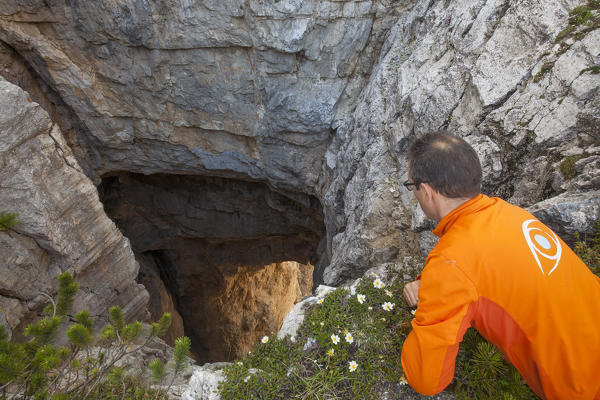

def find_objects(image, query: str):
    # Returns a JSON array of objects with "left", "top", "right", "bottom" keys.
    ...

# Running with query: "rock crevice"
[{"left": 98, "top": 172, "right": 324, "bottom": 362}]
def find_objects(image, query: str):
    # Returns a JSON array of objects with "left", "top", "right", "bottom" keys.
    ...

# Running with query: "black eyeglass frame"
[{"left": 403, "top": 180, "right": 428, "bottom": 190}]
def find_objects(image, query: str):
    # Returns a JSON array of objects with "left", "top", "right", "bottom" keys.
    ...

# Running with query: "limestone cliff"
[
  {"left": 322, "top": 0, "right": 600, "bottom": 282},
  {"left": 0, "top": 0, "right": 400, "bottom": 191},
  {"left": 0, "top": 76, "right": 148, "bottom": 338},
  {"left": 0, "top": 0, "right": 598, "bottom": 362}
]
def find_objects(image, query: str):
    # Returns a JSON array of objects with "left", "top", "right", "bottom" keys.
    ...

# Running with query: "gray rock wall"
[
  {"left": 0, "top": 0, "right": 401, "bottom": 193},
  {"left": 0, "top": 76, "right": 147, "bottom": 336},
  {"left": 323, "top": 0, "right": 600, "bottom": 283}
]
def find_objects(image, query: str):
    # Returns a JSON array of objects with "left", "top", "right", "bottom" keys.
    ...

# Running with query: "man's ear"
[{"left": 420, "top": 182, "right": 435, "bottom": 201}]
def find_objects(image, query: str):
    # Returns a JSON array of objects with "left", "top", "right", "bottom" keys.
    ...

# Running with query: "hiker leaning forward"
[{"left": 401, "top": 131, "right": 600, "bottom": 400}]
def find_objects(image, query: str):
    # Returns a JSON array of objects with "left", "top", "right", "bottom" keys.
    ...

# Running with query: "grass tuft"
[
  {"left": 559, "top": 155, "right": 583, "bottom": 180},
  {"left": 580, "top": 65, "right": 600, "bottom": 75},
  {"left": 533, "top": 62, "right": 555, "bottom": 83},
  {"left": 574, "top": 220, "right": 600, "bottom": 278}
]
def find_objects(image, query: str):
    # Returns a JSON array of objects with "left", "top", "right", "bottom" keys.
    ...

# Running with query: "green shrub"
[
  {"left": 453, "top": 329, "right": 537, "bottom": 400},
  {"left": 0, "top": 272, "right": 190, "bottom": 400},
  {"left": 0, "top": 212, "right": 18, "bottom": 231}
]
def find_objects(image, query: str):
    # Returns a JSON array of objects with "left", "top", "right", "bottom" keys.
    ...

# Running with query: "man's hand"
[{"left": 403, "top": 280, "right": 421, "bottom": 308}]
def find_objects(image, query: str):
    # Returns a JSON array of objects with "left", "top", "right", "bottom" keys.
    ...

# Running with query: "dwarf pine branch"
[
  {"left": 149, "top": 335, "right": 191, "bottom": 400},
  {"left": 0, "top": 272, "right": 188, "bottom": 399}
]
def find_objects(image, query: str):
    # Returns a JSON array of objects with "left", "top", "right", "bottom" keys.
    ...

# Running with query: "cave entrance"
[{"left": 98, "top": 173, "right": 325, "bottom": 363}]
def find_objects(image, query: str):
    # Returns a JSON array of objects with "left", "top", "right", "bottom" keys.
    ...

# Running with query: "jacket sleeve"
[{"left": 401, "top": 253, "right": 478, "bottom": 395}]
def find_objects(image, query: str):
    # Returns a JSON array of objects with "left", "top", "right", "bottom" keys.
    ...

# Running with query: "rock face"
[
  {"left": 0, "top": 0, "right": 405, "bottom": 288},
  {"left": 528, "top": 190, "right": 600, "bottom": 244},
  {"left": 322, "top": 0, "right": 600, "bottom": 283},
  {"left": 0, "top": 0, "right": 599, "bottom": 365},
  {"left": 0, "top": 76, "right": 147, "bottom": 337},
  {"left": 0, "top": 0, "right": 401, "bottom": 191}
]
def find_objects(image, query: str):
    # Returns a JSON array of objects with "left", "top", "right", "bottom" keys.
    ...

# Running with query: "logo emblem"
[{"left": 522, "top": 219, "right": 562, "bottom": 276}]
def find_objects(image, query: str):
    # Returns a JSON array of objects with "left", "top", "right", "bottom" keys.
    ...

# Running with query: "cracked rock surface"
[
  {"left": 0, "top": 76, "right": 148, "bottom": 337},
  {"left": 322, "top": 0, "right": 600, "bottom": 283}
]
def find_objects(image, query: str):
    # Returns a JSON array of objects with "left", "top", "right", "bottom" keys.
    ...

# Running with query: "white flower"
[
  {"left": 374, "top": 279, "right": 385, "bottom": 289},
  {"left": 317, "top": 298, "right": 324, "bottom": 304},
  {"left": 356, "top": 294, "right": 366, "bottom": 304},
  {"left": 348, "top": 360, "right": 358, "bottom": 372},
  {"left": 368, "top": 306, "right": 373, "bottom": 310},
  {"left": 350, "top": 286, "right": 356, "bottom": 295},
  {"left": 385, "top": 289, "right": 393, "bottom": 297},
  {"left": 237, "top": 361, "right": 243, "bottom": 366},
  {"left": 345, "top": 332, "right": 354, "bottom": 344},
  {"left": 327, "top": 348, "right": 334, "bottom": 356},
  {"left": 411, "top": 309, "right": 417, "bottom": 315},
  {"left": 382, "top": 302, "right": 395, "bottom": 311},
  {"left": 261, "top": 336, "right": 269, "bottom": 344},
  {"left": 331, "top": 334, "right": 340, "bottom": 345},
  {"left": 320, "top": 321, "right": 324, "bottom": 326}
]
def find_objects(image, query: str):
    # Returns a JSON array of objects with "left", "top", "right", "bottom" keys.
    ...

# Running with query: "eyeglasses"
[{"left": 403, "top": 180, "right": 427, "bottom": 190}]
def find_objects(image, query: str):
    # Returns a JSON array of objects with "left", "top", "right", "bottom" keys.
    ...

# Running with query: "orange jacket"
[{"left": 401, "top": 194, "right": 600, "bottom": 399}]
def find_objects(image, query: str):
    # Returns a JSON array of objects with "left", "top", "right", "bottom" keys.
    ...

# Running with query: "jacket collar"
[{"left": 432, "top": 194, "right": 491, "bottom": 237}]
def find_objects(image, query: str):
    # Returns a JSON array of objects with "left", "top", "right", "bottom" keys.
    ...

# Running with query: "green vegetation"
[
  {"left": 554, "top": 0, "right": 600, "bottom": 54},
  {"left": 149, "top": 336, "right": 192, "bottom": 395},
  {"left": 0, "top": 272, "right": 190, "bottom": 400},
  {"left": 0, "top": 212, "right": 18, "bottom": 231},
  {"left": 218, "top": 260, "right": 538, "bottom": 399},
  {"left": 219, "top": 272, "right": 412, "bottom": 399},
  {"left": 574, "top": 220, "right": 600, "bottom": 278},
  {"left": 569, "top": 6, "right": 595, "bottom": 25},
  {"left": 568, "top": 0, "right": 600, "bottom": 25},
  {"left": 580, "top": 65, "right": 600, "bottom": 75},
  {"left": 533, "top": 62, "right": 555, "bottom": 83},
  {"left": 558, "top": 154, "right": 583, "bottom": 180},
  {"left": 453, "top": 329, "right": 537, "bottom": 400}
]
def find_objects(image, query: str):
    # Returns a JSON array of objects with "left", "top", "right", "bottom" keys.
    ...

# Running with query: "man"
[{"left": 400, "top": 131, "right": 600, "bottom": 399}]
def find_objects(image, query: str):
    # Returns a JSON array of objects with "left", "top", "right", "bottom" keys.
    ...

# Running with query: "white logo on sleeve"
[{"left": 522, "top": 219, "right": 562, "bottom": 276}]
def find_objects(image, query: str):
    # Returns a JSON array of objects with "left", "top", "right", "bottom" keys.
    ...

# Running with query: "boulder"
[
  {"left": 181, "top": 363, "right": 229, "bottom": 400},
  {"left": 528, "top": 190, "right": 600, "bottom": 244}
]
